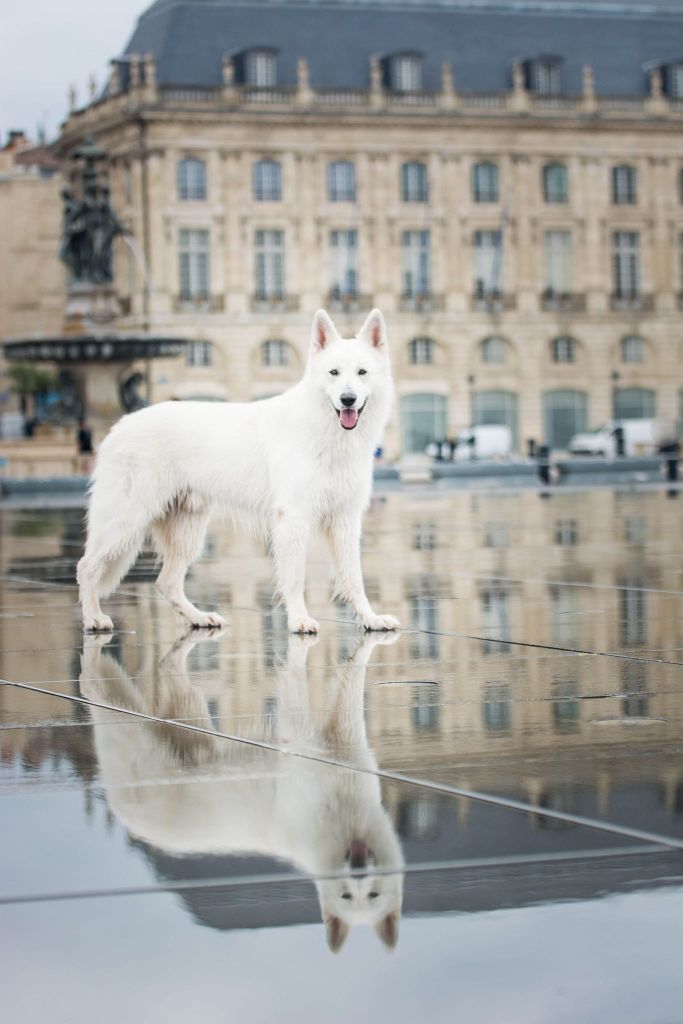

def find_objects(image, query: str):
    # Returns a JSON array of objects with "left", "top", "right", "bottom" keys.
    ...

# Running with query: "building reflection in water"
[{"left": 1, "top": 486, "right": 682, "bottom": 931}]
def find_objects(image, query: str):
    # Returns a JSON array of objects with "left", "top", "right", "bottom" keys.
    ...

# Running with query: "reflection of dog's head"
[
  {"left": 315, "top": 827, "right": 403, "bottom": 954},
  {"left": 306, "top": 308, "right": 393, "bottom": 434}
]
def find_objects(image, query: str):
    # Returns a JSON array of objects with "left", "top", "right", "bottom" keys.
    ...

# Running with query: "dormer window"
[
  {"left": 661, "top": 62, "right": 683, "bottom": 98},
  {"left": 389, "top": 53, "right": 423, "bottom": 93},
  {"left": 244, "top": 49, "right": 277, "bottom": 87},
  {"left": 524, "top": 56, "right": 562, "bottom": 95}
]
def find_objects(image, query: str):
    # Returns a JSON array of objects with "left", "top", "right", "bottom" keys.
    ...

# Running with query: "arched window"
[
  {"left": 253, "top": 159, "right": 282, "bottom": 201},
  {"left": 409, "top": 337, "right": 434, "bottom": 365},
  {"left": 480, "top": 337, "right": 506, "bottom": 365},
  {"left": 542, "top": 163, "right": 568, "bottom": 203},
  {"left": 543, "top": 390, "right": 588, "bottom": 449},
  {"left": 612, "top": 164, "right": 637, "bottom": 205},
  {"left": 621, "top": 336, "right": 644, "bottom": 364},
  {"left": 261, "top": 339, "right": 288, "bottom": 367},
  {"left": 401, "top": 161, "right": 428, "bottom": 203},
  {"left": 472, "top": 162, "right": 499, "bottom": 203},
  {"left": 186, "top": 340, "right": 213, "bottom": 367},
  {"left": 613, "top": 388, "right": 656, "bottom": 420},
  {"left": 328, "top": 161, "right": 356, "bottom": 202},
  {"left": 245, "top": 49, "right": 277, "bottom": 87},
  {"left": 472, "top": 390, "right": 518, "bottom": 448},
  {"left": 551, "top": 336, "right": 576, "bottom": 364},
  {"left": 400, "top": 393, "right": 447, "bottom": 453},
  {"left": 177, "top": 158, "right": 206, "bottom": 200}
]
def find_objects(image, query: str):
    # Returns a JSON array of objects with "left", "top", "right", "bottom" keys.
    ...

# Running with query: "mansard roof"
[{"left": 123, "top": 0, "right": 683, "bottom": 95}]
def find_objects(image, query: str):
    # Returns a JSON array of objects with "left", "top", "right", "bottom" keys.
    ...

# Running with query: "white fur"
[
  {"left": 80, "top": 631, "right": 404, "bottom": 952},
  {"left": 77, "top": 309, "right": 400, "bottom": 634}
]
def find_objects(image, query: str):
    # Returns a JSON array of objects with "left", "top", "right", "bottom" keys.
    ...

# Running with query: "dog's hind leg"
[
  {"left": 152, "top": 511, "right": 225, "bottom": 629},
  {"left": 78, "top": 520, "right": 147, "bottom": 632}
]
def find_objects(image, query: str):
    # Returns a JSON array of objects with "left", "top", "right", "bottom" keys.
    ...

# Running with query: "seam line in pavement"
[
  {"left": 0, "top": 843, "right": 676, "bottom": 908},
  {"left": 4, "top": 678, "right": 683, "bottom": 853}
]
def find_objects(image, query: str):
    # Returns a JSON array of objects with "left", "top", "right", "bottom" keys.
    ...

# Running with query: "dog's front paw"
[
  {"left": 190, "top": 612, "right": 227, "bottom": 629},
  {"left": 361, "top": 613, "right": 401, "bottom": 632},
  {"left": 289, "top": 616, "right": 319, "bottom": 635},
  {"left": 84, "top": 613, "right": 114, "bottom": 633}
]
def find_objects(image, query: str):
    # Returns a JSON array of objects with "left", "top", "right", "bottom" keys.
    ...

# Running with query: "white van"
[
  {"left": 568, "top": 419, "right": 661, "bottom": 458},
  {"left": 452, "top": 424, "right": 513, "bottom": 462}
]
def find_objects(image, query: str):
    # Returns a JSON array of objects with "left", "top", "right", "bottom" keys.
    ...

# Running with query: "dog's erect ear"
[
  {"left": 311, "top": 309, "right": 340, "bottom": 352},
  {"left": 325, "top": 915, "right": 350, "bottom": 954},
  {"left": 357, "top": 308, "right": 387, "bottom": 350},
  {"left": 374, "top": 911, "right": 399, "bottom": 950}
]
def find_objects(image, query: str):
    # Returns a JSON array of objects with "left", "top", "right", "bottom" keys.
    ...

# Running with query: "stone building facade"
[{"left": 27, "top": 2, "right": 683, "bottom": 452}]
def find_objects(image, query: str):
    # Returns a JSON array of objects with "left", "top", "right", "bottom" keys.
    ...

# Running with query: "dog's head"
[
  {"left": 307, "top": 308, "right": 392, "bottom": 433},
  {"left": 316, "top": 831, "right": 404, "bottom": 954}
]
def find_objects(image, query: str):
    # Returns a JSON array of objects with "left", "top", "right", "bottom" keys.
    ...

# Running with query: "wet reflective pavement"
[{"left": 1, "top": 486, "right": 682, "bottom": 1022}]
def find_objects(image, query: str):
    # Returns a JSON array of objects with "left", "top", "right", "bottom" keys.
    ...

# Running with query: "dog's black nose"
[{"left": 340, "top": 392, "right": 356, "bottom": 408}]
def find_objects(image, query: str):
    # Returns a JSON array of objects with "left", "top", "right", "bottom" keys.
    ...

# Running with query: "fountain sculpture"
[{"left": 3, "top": 137, "right": 188, "bottom": 425}]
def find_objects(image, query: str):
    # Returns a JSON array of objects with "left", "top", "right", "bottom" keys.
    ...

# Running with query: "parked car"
[
  {"left": 568, "top": 419, "right": 661, "bottom": 458},
  {"left": 452, "top": 424, "right": 513, "bottom": 462}
]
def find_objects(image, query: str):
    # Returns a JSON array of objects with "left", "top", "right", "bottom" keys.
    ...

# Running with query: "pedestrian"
[{"left": 76, "top": 418, "right": 95, "bottom": 474}]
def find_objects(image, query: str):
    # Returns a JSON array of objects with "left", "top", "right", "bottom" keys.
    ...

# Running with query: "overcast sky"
[{"left": 0, "top": 0, "right": 146, "bottom": 143}]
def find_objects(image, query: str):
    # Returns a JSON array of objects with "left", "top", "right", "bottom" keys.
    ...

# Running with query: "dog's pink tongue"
[{"left": 340, "top": 408, "right": 358, "bottom": 429}]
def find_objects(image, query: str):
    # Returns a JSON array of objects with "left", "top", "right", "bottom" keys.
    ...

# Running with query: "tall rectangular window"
[
  {"left": 472, "top": 162, "right": 499, "bottom": 203},
  {"left": 401, "top": 162, "right": 428, "bottom": 203},
  {"left": 543, "top": 230, "right": 572, "bottom": 295},
  {"left": 612, "top": 231, "right": 640, "bottom": 298},
  {"left": 543, "top": 163, "right": 568, "bottom": 203},
  {"left": 612, "top": 165, "right": 637, "bottom": 204},
  {"left": 253, "top": 160, "right": 281, "bottom": 201},
  {"left": 327, "top": 161, "right": 356, "bottom": 202},
  {"left": 179, "top": 228, "right": 209, "bottom": 299},
  {"left": 254, "top": 229, "right": 284, "bottom": 300},
  {"left": 329, "top": 229, "right": 358, "bottom": 299},
  {"left": 473, "top": 230, "right": 502, "bottom": 297},
  {"left": 177, "top": 158, "right": 206, "bottom": 201},
  {"left": 401, "top": 229, "right": 430, "bottom": 297}
]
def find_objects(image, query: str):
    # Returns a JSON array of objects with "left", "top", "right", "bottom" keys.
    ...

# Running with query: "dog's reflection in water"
[{"left": 80, "top": 631, "right": 403, "bottom": 952}]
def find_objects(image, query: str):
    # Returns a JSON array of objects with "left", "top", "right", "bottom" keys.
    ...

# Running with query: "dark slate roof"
[{"left": 123, "top": 0, "right": 683, "bottom": 95}]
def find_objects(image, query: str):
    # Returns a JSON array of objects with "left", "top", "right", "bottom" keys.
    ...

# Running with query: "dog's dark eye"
[
  {"left": 358, "top": 368, "right": 367, "bottom": 376},
  {"left": 368, "top": 892, "right": 379, "bottom": 899},
  {"left": 341, "top": 892, "right": 352, "bottom": 900},
  {"left": 329, "top": 368, "right": 340, "bottom": 376}
]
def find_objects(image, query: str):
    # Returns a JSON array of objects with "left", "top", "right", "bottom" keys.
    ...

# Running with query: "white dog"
[
  {"left": 80, "top": 631, "right": 404, "bottom": 952},
  {"left": 77, "top": 309, "right": 400, "bottom": 635}
]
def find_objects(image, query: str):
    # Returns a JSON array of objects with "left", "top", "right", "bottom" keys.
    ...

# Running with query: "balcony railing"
[
  {"left": 610, "top": 292, "right": 654, "bottom": 313},
  {"left": 400, "top": 293, "right": 445, "bottom": 313},
  {"left": 470, "top": 291, "right": 516, "bottom": 313},
  {"left": 251, "top": 293, "right": 300, "bottom": 312},
  {"left": 174, "top": 294, "right": 225, "bottom": 313},
  {"left": 541, "top": 291, "right": 586, "bottom": 313},
  {"left": 327, "top": 292, "right": 372, "bottom": 312}
]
